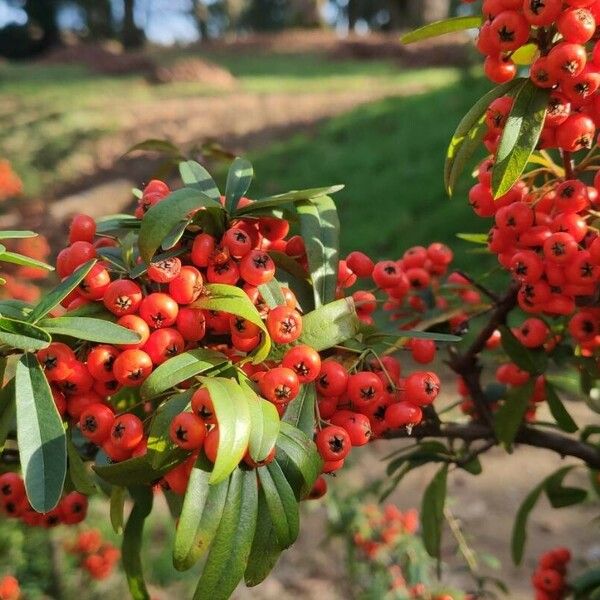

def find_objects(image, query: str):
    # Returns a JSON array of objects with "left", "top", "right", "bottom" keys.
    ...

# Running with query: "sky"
[{"left": 0, "top": 0, "right": 345, "bottom": 44}]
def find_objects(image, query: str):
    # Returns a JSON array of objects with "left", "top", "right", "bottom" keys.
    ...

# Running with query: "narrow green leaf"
[
  {"left": 28, "top": 259, "right": 96, "bottom": 323},
  {"left": 512, "top": 43, "right": 539, "bottom": 65},
  {"left": 193, "top": 467, "right": 258, "bottom": 600},
  {"left": 94, "top": 451, "right": 187, "bottom": 486},
  {"left": 511, "top": 466, "right": 573, "bottom": 564},
  {"left": 179, "top": 160, "right": 221, "bottom": 202},
  {"left": 0, "top": 379, "right": 15, "bottom": 453},
  {"left": 283, "top": 382, "right": 316, "bottom": 437},
  {"left": 0, "top": 251, "right": 53, "bottom": 271},
  {"left": 110, "top": 486, "right": 126, "bottom": 534},
  {"left": 244, "top": 489, "right": 282, "bottom": 586},
  {"left": 545, "top": 381, "right": 578, "bottom": 433},
  {"left": 445, "top": 78, "right": 525, "bottom": 195},
  {"left": 199, "top": 377, "right": 252, "bottom": 484},
  {"left": 67, "top": 436, "right": 96, "bottom": 495},
  {"left": 258, "top": 279, "right": 286, "bottom": 309},
  {"left": 242, "top": 380, "right": 280, "bottom": 463},
  {"left": 15, "top": 353, "right": 66, "bottom": 512},
  {"left": 235, "top": 185, "right": 344, "bottom": 216},
  {"left": 421, "top": 464, "right": 448, "bottom": 559},
  {"left": 276, "top": 422, "right": 321, "bottom": 499},
  {"left": 456, "top": 233, "right": 489, "bottom": 245},
  {"left": 297, "top": 195, "right": 339, "bottom": 308},
  {"left": 0, "top": 230, "right": 37, "bottom": 240},
  {"left": 500, "top": 326, "right": 547, "bottom": 375},
  {"left": 0, "top": 316, "right": 51, "bottom": 351},
  {"left": 139, "top": 188, "right": 223, "bottom": 263},
  {"left": 173, "top": 455, "right": 228, "bottom": 571},
  {"left": 401, "top": 15, "right": 482, "bottom": 44},
  {"left": 39, "top": 316, "right": 141, "bottom": 345},
  {"left": 225, "top": 157, "right": 253, "bottom": 214},
  {"left": 95, "top": 214, "right": 140, "bottom": 235},
  {"left": 140, "top": 349, "right": 226, "bottom": 401},
  {"left": 161, "top": 220, "right": 190, "bottom": 251},
  {"left": 492, "top": 81, "right": 549, "bottom": 198},
  {"left": 193, "top": 284, "right": 271, "bottom": 363},
  {"left": 258, "top": 461, "right": 299, "bottom": 549},
  {"left": 122, "top": 487, "right": 153, "bottom": 600},
  {"left": 123, "top": 138, "right": 184, "bottom": 159},
  {"left": 544, "top": 467, "right": 587, "bottom": 508},
  {"left": 300, "top": 297, "right": 361, "bottom": 351},
  {"left": 494, "top": 380, "right": 534, "bottom": 447},
  {"left": 147, "top": 390, "right": 193, "bottom": 469}
]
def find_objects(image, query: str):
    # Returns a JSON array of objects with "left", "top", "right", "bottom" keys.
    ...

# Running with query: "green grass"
[
  {"left": 0, "top": 51, "right": 460, "bottom": 197},
  {"left": 243, "top": 71, "right": 496, "bottom": 273}
]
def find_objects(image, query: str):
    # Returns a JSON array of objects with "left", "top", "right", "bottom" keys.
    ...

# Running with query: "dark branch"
[{"left": 384, "top": 421, "right": 600, "bottom": 470}]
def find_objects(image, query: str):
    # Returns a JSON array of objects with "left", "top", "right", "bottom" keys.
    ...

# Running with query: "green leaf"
[
  {"left": 173, "top": 454, "right": 229, "bottom": 571},
  {"left": 258, "top": 279, "right": 286, "bottom": 309},
  {"left": 28, "top": 259, "right": 96, "bottom": 323},
  {"left": 235, "top": 185, "right": 344, "bottom": 216},
  {"left": 401, "top": 15, "right": 482, "bottom": 44},
  {"left": 499, "top": 326, "right": 547, "bottom": 375},
  {"left": 545, "top": 381, "right": 578, "bottom": 433},
  {"left": 15, "top": 353, "right": 66, "bottom": 512},
  {"left": 244, "top": 490, "right": 282, "bottom": 586},
  {"left": 39, "top": 316, "right": 141, "bottom": 345},
  {"left": 193, "top": 467, "right": 258, "bottom": 600},
  {"left": 199, "top": 377, "right": 252, "bottom": 484},
  {"left": 122, "top": 487, "right": 153, "bottom": 600},
  {"left": 225, "top": 157, "right": 253, "bottom": 213},
  {"left": 511, "top": 466, "right": 574, "bottom": 564},
  {"left": 95, "top": 214, "right": 140, "bottom": 235},
  {"left": 0, "top": 251, "right": 53, "bottom": 271},
  {"left": 512, "top": 43, "right": 539, "bottom": 65},
  {"left": 193, "top": 284, "right": 271, "bottom": 363},
  {"left": 421, "top": 464, "right": 448, "bottom": 559},
  {"left": 139, "top": 188, "right": 223, "bottom": 263},
  {"left": 282, "top": 382, "right": 316, "bottom": 437},
  {"left": 492, "top": 81, "right": 549, "bottom": 198},
  {"left": 544, "top": 467, "right": 587, "bottom": 508},
  {"left": 110, "top": 486, "right": 126, "bottom": 534},
  {"left": 276, "top": 422, "right": 321, "bottom": 499},
  {"left": 456, "top": 233, "right": 489, "bottom": 245},
  {"left": 0, "top": 230, "right": 37, "bottom": 240},
  {"left": 94, "top": 451, "right": 187, "bottom": 486},
  {"left": 140, "top": 348, "right": 226, "bottom": 400},
  {"left": 67, "top": 436, "right": 96, "bottom": 495},
  {"left": 161, "top": 220, "right": 190, "bottom": 251},
  {"left": 0, "top": 379, "right": 15, "bottom": 453},
  {"left": 297, "top": 195, "right": 339, "bottom": 308},
  {"left": 0, "top": 316, "right": 51, "bottom": 351},
  {"left": 179, "top": 160, "right": 221, "bottom": 202},
  {"left": 300, "top": 297, "right": 361, "bottom": 351},
  {"left": 445, "top": 78, "right": 524, "bottom": 195},
  {"left": 494, "top": 380, "right": 534, "bottom": 447},
  {"left": 242, "top": 380, "right": 280, "bottom": 463},
  {"left": 123, "top": 138, "right": 184, "bottom": 159},
  {"left": 257, "top": 461, "right": 299, "bottom": 549},
  {"left": 270, "top": 251, "right": 314, "bottom": 312},
  {"left": 146, "top": 390, "right": 193, "bottom": 469}
]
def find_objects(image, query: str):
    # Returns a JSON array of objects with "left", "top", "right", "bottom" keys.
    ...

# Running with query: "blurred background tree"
[{"left": 0, "top": 0, "right": 453, "bottom": 57}]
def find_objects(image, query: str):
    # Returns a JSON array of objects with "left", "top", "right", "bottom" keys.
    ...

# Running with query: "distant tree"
[
  {"left": 121, "top": 0, "right": 144, "bottom": 49},
  {"left": 77, "top": 0, "right": 114, "bottom": 39},
  {"left": 288, "top": 0, "right": 325, "bottom": 27}
]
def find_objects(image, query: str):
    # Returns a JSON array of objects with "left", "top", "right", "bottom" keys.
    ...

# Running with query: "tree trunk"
[
  {"left": 25, "top": 0, "right": 60, "bottom": 49},
  {"left": 347, "top": 0, "right": 359, "bottom": 30},
  {"left": 84, "top": 0, "right": 114, "bottom": 39},
  {"left": 121, "top": 0, "right": 144, "bottom": 49},
  {"left": 288, "top": 0, "right": 324, "bottom": 27}
]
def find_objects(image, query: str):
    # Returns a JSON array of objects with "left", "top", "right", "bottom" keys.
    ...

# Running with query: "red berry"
[
  {"left": 110, "top": 413, "right": 144, "bottom": 450},
  {"left": 315, "top": 425, "right": 352, "bottom": 461},
  {"left": 266, "top": 305, "right": 303, "bottom": 344},
  {"left": 282, "top": 345, "right": 321, "bottom": 383},
  {"left": 169, "top": 413, "right": 206, "bottom": 451},
  {"left": 112, "top": 349, "right": 153, "bottom": 387},
  {"left": 79, "top": 403, "right": 115, "bottom": 444}
]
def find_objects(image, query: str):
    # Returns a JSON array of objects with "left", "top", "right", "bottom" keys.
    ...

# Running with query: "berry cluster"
[
  {"left": 0, "top": 576, "right": 19, "bottom": 600},
  {"left": 0, "top": 472, "right": 87, "bottom": 526},
  {"left": 22, "top": 179, "right": 469, "bottom": 499},
  {"left": 470, "top": 116, "right": 600, "bottom": 351},
  {"left": 532, "top": 547, "right": 572, "bottom": 599},
  {"left": 473, "top": 0, "right": 600, "bottom": 150},
  {"left": 66, "top": 529, "right": 120, "bottom": 581}
]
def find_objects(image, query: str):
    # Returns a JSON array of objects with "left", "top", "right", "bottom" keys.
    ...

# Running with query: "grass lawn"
[
  {"left": 244, "top": 70, "right": 497, "bottom": 274},
  {"left": 1, "top": 51, "right": 460, "bottom": 198}
]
